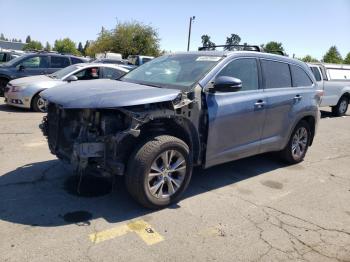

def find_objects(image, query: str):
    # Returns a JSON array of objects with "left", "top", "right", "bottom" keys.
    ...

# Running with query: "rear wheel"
[
  {"left": 126, "top": 135, "right": 192, "bottom": 209},
  {"left": 0, "top": 78, "right": 9, "bottom": 97},
  {"left": 280, "top": 120, "right": 310, "bottom": 164},
  {"left": 332, "top": 96, "right": 349, "bottom": 117},
  {"left": 32, "top": 93, "right": 46, "bottom": 112}
]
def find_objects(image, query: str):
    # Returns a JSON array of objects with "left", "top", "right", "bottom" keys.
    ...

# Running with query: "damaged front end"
[{"left": 40, "top": 98, "right": 190, "bottom": 177}]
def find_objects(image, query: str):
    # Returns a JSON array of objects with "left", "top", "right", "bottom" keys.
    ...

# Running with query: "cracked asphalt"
[{"left": 0, "top": 100, "right": 349, "bottom": 262}]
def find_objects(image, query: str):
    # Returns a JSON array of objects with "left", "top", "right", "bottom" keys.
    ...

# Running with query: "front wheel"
[
  {"left": 332, "top": 96, "right": 349, "bottom": 117},
  {"left": 280, "top": 120, "right": 310, "bottom": 164},
  {"left": 32, "top": 93, "right": 46, "bottom": 112},
  {"left": 126, "top": 135, "right": 192, "bottom": 209}
]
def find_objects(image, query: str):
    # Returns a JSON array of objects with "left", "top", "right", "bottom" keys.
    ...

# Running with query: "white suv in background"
[{"left": 309, "top": 63, "right": 350, "bottom": 116}]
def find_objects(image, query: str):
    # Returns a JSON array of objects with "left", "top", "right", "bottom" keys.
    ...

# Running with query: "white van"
[{"left": 308, "top": 63, "right": 350, "bottom": 116}]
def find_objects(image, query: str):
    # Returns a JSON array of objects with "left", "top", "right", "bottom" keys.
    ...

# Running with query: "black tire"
[
  {"left": 280, "top": 120, "right": 311, "bottom": 164},
  {"left": 0, "top": 78, "right": 9, "bottom": 97},
  {"left": 332, "top": 96, "right": 349, "bottom": 117},
  {"left": 126, "top": 135, "right": 192, "bottom": 209},
  {"left": 31, "top": 93, "right": 46, "bottom": 112}
]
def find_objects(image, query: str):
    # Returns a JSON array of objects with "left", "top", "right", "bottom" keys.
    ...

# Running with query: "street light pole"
[{"left": 187, "top": 16, "right": 195, "bottom": 51}]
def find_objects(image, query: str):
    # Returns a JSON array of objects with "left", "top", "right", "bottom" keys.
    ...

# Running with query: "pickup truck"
[{"left": 308, "top": 63, "right": 350, "bottom": 116}]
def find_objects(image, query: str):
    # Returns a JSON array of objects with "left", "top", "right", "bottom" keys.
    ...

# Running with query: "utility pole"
[{"left": 187, "top": 16, "right": 196, "bottom": 51}]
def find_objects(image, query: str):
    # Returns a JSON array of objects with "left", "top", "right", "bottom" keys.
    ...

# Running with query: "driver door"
[
  {"left": 205, "top": 58, "right": 266, "bottom": 168},
  {"left": 16, "top": 56, "right": 49, "bottom": 77}
]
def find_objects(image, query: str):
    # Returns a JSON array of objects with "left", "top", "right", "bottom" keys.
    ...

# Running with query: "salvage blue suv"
[{"left": 40, "top": 45, "right": 321, "bottom": 208}]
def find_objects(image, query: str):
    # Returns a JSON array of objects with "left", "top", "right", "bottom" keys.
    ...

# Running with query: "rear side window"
[
  {"left": 261, "top": 60, "right": 292, "bottom": 89},
  {"left": 50, "top": 56, "right": 70, "bottom": 68},
  {"left": 71, "top": 57, "right": 84, "bottom": 64},
  {"left": 291, "top": 65, "right": 313, "bottom": 87},
  {"left": 217, "top": 58, "right": 259, "bottom": 91},
  {"left": 310, "top": 67, "right": 322, "bottom": 81},
  {"left": 102, "top": 67, "right": 125, "bottom": 79}
]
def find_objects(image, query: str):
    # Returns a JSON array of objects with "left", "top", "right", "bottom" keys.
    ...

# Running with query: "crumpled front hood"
[{"left": 41, "top": 79, "right": 181, "bottom": 109}]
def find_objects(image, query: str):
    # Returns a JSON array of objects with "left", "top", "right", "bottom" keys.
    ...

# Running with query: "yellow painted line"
[{"left": 89, "top": 219, "right": 164, "bottom": 246}]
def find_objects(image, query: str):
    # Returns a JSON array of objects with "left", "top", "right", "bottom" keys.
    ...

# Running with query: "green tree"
[
  {"left": 0, "top": 33, "right": 5, "bottom": 40},
  {"left": 224, "top": 34, "right": 241, "bottom": 50},
  {"left": 83, "top": 40, "right": 90, "bottom": 56},
  {"left": 200, "top": 34, "right": 216, "bottom": 50},
  {"left": 44, "top": 42, "right": 51, "bottom": 51},
  {"left": 78, "top": 42, "right": 84, "bottom": 54},
  {"left": 25, "top": 35, "right": 31, "bottom": 43},
  {"left": 344, "top": 52, "right": 350, "bottom": 64},
  {"left": 86, "top": 21, "right": 160, "bottom": 58},
  {"left": 261, "top": 41, "right": 284, "bottom": 54},
  {"left": 301, "top": 55, "right": 319, "bottom": 63},
  {"left": 23, "top": 40, "right": 43, "bottom": 51},
  {"left": 323, "top": 46, "right": 343, "bottom": 64},
  {"left": 53, "top": 38, "right": 79, "bottom": 55}
]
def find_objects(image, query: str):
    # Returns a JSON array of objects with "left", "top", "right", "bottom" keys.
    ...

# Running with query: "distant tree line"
[
  {"left": 0, "top": 33, "right": 22, "bottom": 42},
  {"left": 200, "top": 34, "right": 350, "bottom": 65}
]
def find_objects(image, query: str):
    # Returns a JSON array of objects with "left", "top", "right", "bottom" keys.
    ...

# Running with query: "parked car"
[
  {"left": 0, "top": 50, "right": 24, "bottom": 63},
  {"left": 40, "top": 47, "right": 321, "bottom": 208},
  {"left": 4, "top": 63, "right": 129, "bottom": 112},
  {"left": 0, "top": 52, "right": 88, "bottom": 96},
  {"left": 308, "top": 63, "right": 350, "bottom": 116},
  {"left": 127, "top": 55, "right": 154, "bottom": 66},
  {"left": 96, "top": 52, "right": 123, "bottom": 60}
]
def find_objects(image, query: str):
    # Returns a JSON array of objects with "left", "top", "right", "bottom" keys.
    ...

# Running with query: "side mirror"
[
  {"left": 212, "top": 76, "right": 242, "bottom": 92},
  {"left": 65, "top": 75, "right": 78, "bottom": 82},
  {"left": 18, "top": 65, "right": 25, "bottom": 71}
]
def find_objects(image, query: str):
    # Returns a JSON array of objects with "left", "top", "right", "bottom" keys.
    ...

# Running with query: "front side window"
[
  {"left": 217, "top": 58, "right": 259, "bottom": 91},
  {"left": 20, "top": 56, "right": 48, "bottom": 68},
  {"left": 121, "top": 54, "right": 223, "bottom": 90},
  {"left": 102, "top": 67, "right": 125, "bottom": 79},
  {"left": 261, "top": 60, "right": 292, "bottom": 89},
  {"left": 74, "top": 67, "right": 100, "bottom": 80},
  {"left": 310, "top": 67, "right": 322, "bottom": 81},
  {"left": 50, "top": 56, "right": 70, "bottom": 68},
  {"left": 291, "top": 65, "right": 313, "bottom": 87}
]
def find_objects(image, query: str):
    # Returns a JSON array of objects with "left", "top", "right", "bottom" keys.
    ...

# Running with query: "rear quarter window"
[
  {"left": 71, "top": 57, "right": 85, "bottom": 64},
  {"left": 291, "top": 65, "right": 313, "bottom": 87},
  {"left": 310, "top": 67, "right": 322, "bottom": 81},
  {"left": 261, "top": 60, "right": 292, "bottom": 89}
]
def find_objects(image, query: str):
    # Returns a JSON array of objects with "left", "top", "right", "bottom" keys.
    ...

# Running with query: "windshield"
[
  {"left": 2, "top": 55, "right": 26, "bottom": 67},
  {"left": 50, "top": 65, "right": 79, "bottom": 79},
  {"left": 121, "top": 54, "right": 223, "bottom": 90}
]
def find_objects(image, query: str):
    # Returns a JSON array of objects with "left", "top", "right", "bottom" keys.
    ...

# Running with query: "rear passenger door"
[
  {"left": 205, "top": 58, "right": 267, "bottom": 168},
  {"left": 47, "top": 56, "right": 71, "bottom": 73},
  {"left": 260, "top": 59, "right": 313, "bottom": 152}
]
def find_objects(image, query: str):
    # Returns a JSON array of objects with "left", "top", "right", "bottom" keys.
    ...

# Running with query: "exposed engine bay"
[{"left": 40, "top": 91, "right": 203, "bottom": 177}]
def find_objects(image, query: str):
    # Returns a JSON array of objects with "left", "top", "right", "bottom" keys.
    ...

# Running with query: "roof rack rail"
[
  {"left": 198, "top": 44, "right": 288, "bottom": 56},
  {"left": 198, "top": 44, "right": 264, "bottom": 52}
]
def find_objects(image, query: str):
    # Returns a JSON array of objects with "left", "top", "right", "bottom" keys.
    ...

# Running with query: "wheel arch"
[
  {"left": 30, "top": 89, "right": 46, "bottom": 110},
  {"left": 137, "top": 117, "right": 202, "bottom": 165}
]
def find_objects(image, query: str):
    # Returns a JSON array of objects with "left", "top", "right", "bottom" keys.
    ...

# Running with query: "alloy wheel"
[
  {"left": 291, "top": 127, "right": 308, "bottom": 160},
  {"left": 147, "top": 150, "right": 187, "bottom": 199}
]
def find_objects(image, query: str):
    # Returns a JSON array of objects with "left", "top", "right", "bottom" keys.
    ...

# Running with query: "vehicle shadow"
[
  {"left": 320, "top": 110, "right": 349, "bottom": 118},
  {"left": 0, "top": 154, "right": 288, "bottom": 227},
  {"left": 0, "top": 102, "right": 30, "bottom": 113}
]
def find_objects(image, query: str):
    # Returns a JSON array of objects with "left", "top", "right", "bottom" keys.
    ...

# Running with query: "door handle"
[
  {"left": 293, "top": 95, "right": 302, "bottom": 102},
  {"left": 254, "top": 100, "right": 266, "bottom": 109}
]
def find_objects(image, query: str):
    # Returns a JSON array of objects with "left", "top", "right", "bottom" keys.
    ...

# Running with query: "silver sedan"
[{"left": 4, "top": 63, "right": 130, "bottom": 112}]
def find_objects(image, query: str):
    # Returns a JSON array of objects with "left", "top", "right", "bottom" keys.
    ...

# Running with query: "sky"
[{"left": 0, "top": 0, "right": 349, "bottom": 59}]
